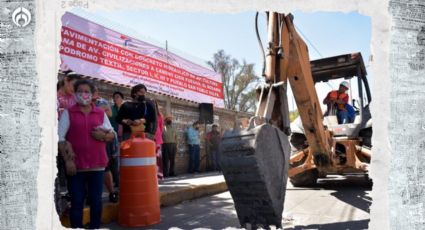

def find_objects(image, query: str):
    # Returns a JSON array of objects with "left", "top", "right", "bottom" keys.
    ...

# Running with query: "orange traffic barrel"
[{"left": 118, "top": 132, "right": 160, "bottom": 227}]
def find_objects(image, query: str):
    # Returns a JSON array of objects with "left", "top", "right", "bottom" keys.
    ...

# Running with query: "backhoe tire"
[
  {"left": 289, "top": 169, "right": 319, "bottom": 187},
  {"left": 359, "top": 128, "right": 372, "bottom": 148},
  {"left": 289, "top": 138, "right": 319, "bottom": 187},
  {"left": 290, "top": 133, "right": 308, "bottom": 151}
]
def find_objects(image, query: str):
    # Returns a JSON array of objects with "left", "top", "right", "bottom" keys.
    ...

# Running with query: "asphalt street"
[{"left": 104, "top": 174, "right": 371, "bottom": 230}]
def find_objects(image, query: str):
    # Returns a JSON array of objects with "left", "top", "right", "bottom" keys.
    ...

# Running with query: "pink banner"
[{"left": 60, "top": 12, "right": 224, "bottom": 108}]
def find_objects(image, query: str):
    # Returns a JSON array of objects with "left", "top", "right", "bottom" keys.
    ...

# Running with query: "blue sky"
[{"left": 71, "top": 8, "right": 371, "bottom": 110}]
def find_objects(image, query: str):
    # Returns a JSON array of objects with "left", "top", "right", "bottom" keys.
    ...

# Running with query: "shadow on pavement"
[
  {"left": 316, "top": 175, "right": 373, "bottom": 188},
  {"left": 288, "top": 219, "right": 370, "bottom": 230},
  {"left": 318, "top": 175, "right": 372, "bottom": 213},
  {"left": 329, "top": 187, "right": 372, "bottom": 213}
]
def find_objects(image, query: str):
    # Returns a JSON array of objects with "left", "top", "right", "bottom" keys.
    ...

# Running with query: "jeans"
[
  {"left": 69, "top": 171, "right": 104, "bottom": 229},
  {"left": 188, "top": 144, "right": 200, "bottom": 173},
  {"left": 337, "top": 110, "right": 349, "bottom": 124},
  {"left": 162, "top": 143, "right": 177, "bottom": 177},
  {"left": 209, "top": 149, "right": 220, "bottom": 171}
]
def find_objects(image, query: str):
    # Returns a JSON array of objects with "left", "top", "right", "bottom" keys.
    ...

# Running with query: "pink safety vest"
[{"left": 66, "top": 104, "right": 108, "bottom": 170}]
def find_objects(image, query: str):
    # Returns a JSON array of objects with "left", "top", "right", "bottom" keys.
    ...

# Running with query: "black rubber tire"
[
  {"left": 290, "top": 133, "right": 308, "bottom": 151},
  {"left": 359, "top": 128, "right": 372, "bottom": 148},
  {"left": 289, "top": 133, "right": 318, "bottom": 187},
  {"left": 289, "top": 169, "right": 319, "bottom": 187}
]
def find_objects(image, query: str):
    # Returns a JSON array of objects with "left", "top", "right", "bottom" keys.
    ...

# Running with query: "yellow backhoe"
[{"left": 219, "top": 12, "right": 372, "bottom": 228}]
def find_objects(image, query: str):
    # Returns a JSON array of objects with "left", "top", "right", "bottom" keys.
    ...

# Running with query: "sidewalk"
[{"left": 60, "top": 171, "right": 227, "bottom": 227}]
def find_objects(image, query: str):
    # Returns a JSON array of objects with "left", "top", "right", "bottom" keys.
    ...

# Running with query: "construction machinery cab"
[{"left": 290, "top": 52, "right": 372, "bottom": 149}]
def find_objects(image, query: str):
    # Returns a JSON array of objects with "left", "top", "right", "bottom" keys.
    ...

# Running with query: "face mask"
[
  {"left": 76, "top": 92, "right": 92, "bottom": 105},
  {"left": 137, "top": 95, "right": 145, "bottom": 102},
  {"left": 166, "top": 120, "right": 172, "bottom": 125}
]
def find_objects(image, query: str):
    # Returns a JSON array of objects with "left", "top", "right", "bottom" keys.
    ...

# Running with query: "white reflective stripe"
[{"left": 120, "top": 157, "right": 156, "bottom": 166}]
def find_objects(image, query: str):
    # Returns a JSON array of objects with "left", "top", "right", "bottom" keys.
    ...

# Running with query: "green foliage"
[
  {"left": 207, "top": 50, "right": 260, "bottom": 112},
  {"left": 289, "top": 110, "right": 299, "bottom": 122}
]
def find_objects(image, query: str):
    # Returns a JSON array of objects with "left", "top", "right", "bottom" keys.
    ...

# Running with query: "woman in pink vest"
[{"left": 58, "top": 79, "right": 115, "bottom": 229}]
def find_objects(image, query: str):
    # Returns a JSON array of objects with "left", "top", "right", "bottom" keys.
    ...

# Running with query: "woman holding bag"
[{"left": 58, "top": 79, "right": 115, "bottom": 229}]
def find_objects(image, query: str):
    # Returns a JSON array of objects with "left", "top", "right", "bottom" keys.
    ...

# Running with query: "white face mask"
[{"left": 75, "top": 92, "right": 92, "bottom": 105}]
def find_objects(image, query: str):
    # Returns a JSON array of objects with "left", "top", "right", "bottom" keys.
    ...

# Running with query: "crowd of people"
[
  {"left": 56, "top": 70, "right": 356, "bottom": 228},
  {"left": 56, "top": 70, "right": 222, "bottom": 228}
]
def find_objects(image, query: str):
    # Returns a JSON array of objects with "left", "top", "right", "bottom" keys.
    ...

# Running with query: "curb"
[
  {"left": 60, "top": 182, "right": 228, "bottom": 227},
  {"left": 160, "top": 181, "right": 228, "bottom": 207}
]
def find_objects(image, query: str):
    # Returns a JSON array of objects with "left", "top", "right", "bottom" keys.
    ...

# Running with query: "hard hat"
[{"left": 340, "top": 81, "right": 350, "bottom": 89}]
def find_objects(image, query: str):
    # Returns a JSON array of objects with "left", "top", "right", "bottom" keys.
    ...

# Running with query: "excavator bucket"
[{"left": 219, "top": 123, "right": 291, "bottom": 228}]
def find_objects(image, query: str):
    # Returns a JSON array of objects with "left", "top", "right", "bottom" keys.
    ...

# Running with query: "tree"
[
  {"left": 207, "top": 50, "right": 260, "bottom": 112},
  {"left": 289, "top": 110, "right": 299, "bottom": 122}
]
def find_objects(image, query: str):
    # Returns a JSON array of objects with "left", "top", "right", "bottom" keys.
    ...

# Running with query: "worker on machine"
[{"left": 323, "top": 81, "right": 351, "bottom": 124}]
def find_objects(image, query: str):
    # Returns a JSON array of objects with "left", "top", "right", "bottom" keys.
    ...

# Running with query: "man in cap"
[
  {"left": 162, "top": 115, "right": 178, "bottom": 177},
  {"left": 323, "top": 81, "right": 350, "bottom": 124}
]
